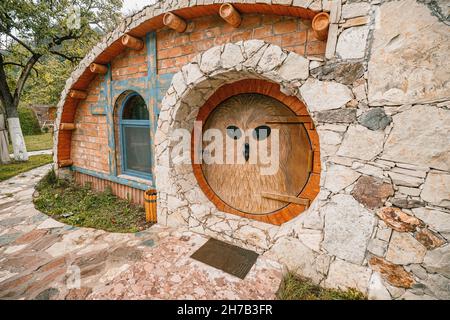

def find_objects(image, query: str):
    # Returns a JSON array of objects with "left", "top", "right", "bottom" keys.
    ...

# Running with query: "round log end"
[
  {"left": 90, "top": 63, "right": 108, "bottom": 74},
  {"left": 312, "top": 12, "right": 330, "bottom": 41},
  {"left": 122, "top": 34, "right": 144, "bottom": 50},
  {"left": 219, "top": 3, "right": 241, "bottom": 28},
  {"left": 163, "top": 12, "right": 187, "bottom": 33}
]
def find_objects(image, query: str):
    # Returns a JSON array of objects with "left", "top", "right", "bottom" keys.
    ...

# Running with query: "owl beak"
[{"left": 244, "top": 142, "right": 250, "bottom": 162}]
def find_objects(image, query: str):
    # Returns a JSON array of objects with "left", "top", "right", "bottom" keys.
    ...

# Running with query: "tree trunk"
[
  {"left": 4, "top": 99, "right": 28, "bottom": 161},
  {"left": 0, "top": 113, "right": 10, "bottom": 164},
  {"left": 7, "top": 116, "right": 28, "bottom": 161},
  {"left": 0, "top": 54, "right": 36, "bottom": 162}
]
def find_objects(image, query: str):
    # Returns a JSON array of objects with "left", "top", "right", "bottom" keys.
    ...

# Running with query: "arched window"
[{"left": 119, "top": 93, "right": 152, "bottom": 179}]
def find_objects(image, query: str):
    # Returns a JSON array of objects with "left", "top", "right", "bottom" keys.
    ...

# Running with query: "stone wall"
[{"left": 154, "top": 0, "right": 450, "bottom": 300}]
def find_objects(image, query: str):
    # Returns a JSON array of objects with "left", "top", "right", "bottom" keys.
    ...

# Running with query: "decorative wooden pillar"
[
  {"left": 69, "top": 90, "right": 87, "bottom": 100},
  {"left": 90, "top": 63, "right": 108, "bottom": 74},
  {"left": 122, "top": 34, "right": 144, "bottom": 50},
  {"left": 312, "top": 12, "right": 330, "bottom": 41},
  {"left": 163, "top": 12, "right": 187, "bottom": 33},
  {"left": 219, "top": 3, "right": 242, "bottom": 28}
]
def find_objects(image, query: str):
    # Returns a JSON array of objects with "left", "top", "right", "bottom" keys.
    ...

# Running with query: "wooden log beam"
[
  {"left": 58, "top": 159, "right": 73, "bottom": 168},
  {"left": 266, "top": 116, "right": 315, "bottom": 129},
  {"left": 219, "top": 3, "right": 242, "bottom": 28},
  {"left": 121, "top": 34, "right": 144, "bottom": 50},
  {"left": 163, "top": 12, "right": 187, "bottom": 33},
  {"left": 60, "top": 123, "right": 76, "bottom": 131},
  {"left": 90, "top": 63, "right": 108, "bottom": 74},
  {"left": 265, "top": 116, "right": 312, "bottom": 124},
  {"left": 69, "top": 90, "right": 87, "bottom": 100},
  {"left": 312, "top": 12, "right": 330, "bottom": 41},
  {"left": 261, "top": 192, "right": 310, "bottom": 207}
]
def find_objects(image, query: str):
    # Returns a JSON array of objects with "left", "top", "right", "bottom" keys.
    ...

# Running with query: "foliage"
[
  {"left": 17, "top": 106, "right": 41, "bottom": 135},
  {"left": 0, "top": 154, "right": 52, "bottom": 181},
  {"left": 0, "top": 0, "right": 123, "bottom": 116},
  {"left": 34, "top": 171, "right": 152, "bottom": 233},
  {"left": 8, "top": 132, "right": 53, "bottom": 152},
  {"left": 277, "top": 271, "right": 367, "bottom": 300}
]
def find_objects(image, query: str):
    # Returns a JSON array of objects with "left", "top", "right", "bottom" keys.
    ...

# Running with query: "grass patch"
[
  {"left": 277, "top": 271, "right": 367, "bottom": 300},
  {"left": 8, "top": 132, "right": 53, "bottom": 153},
  {"left": 34, "top": 169, "right": 152, "bottom": 233},
  {"left": 0, "top": 154, "right": 53, "bottom": 182}
]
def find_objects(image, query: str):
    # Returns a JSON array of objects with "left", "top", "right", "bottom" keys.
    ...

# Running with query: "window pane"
[
  {"left": 124, "top": 126, "right": 152, "bottom": 174},
  {"left": 122, "top": 95, "right": 149, "bottom": 120}
]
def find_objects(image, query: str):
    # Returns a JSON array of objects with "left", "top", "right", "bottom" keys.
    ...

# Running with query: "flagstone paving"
[{"left": 0, "top": 165, "right": 283, "bottom": 300}]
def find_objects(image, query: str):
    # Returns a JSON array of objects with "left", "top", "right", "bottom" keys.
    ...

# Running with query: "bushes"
[
  {"left": 34, "top": 171, "right": 152, "bottom": 233},
  {"left": 18, "top": 107, "right": 41, "bottom": 135}
]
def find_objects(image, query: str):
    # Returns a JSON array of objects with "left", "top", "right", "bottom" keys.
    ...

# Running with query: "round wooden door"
[{"left": 201, "top": 93, "right": 312, "bottom": 215}]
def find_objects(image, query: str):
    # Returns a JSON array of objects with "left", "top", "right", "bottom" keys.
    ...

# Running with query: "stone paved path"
[{"left": 0, "top": 165, "right": 283, "bottom": 300}]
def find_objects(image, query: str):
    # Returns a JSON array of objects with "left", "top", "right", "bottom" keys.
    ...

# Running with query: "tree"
[{"left": 0, "top": 0, "right": 123, "bottom": 161}]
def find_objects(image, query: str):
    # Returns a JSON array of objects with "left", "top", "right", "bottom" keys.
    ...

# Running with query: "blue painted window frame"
[{"left": 119, "top": 92, "right": 153, "bottom": 180}]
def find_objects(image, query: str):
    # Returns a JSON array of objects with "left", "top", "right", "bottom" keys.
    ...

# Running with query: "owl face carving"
[{"left": 201, "top": 93, "right": 312, "bottom": 215}]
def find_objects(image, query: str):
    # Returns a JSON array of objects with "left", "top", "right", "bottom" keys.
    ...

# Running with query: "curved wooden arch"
[{"left": 191, "top": 79, "right": 321, "bottom": 226}]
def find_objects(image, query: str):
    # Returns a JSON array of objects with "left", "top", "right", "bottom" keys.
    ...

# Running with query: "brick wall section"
[
  {"left": 71, "top": 78, "right": 109, "bottom": 173},
  {"left": 111, "top": 44, "right": 149, "bottom": 81},
  {"left": 157, "top": 13, "right": 326, "bottom": 74},
  {"left": 71, "top": 12, "right": 325, "bottom": 176}
]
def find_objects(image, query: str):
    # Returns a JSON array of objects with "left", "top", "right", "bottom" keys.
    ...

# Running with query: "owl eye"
[
  {"left": 253, "top": 125, "right": 271, "bottom": 140},
  {"left": 226, "top": 125, "right": 242, "bottom": 140}
]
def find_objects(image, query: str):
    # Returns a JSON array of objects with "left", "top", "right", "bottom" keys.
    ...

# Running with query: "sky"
[{"left": 122, "top": 0, "right": 157, "bottom": 15}]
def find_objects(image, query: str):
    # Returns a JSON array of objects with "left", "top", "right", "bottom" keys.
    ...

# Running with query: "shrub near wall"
[{"left": 18, "top": 107, "right": 41, "bottom": 136}]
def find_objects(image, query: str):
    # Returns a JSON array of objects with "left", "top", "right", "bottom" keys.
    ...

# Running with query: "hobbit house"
[{"left": 54, "top": 0, "right": 450, "bottom": 299}]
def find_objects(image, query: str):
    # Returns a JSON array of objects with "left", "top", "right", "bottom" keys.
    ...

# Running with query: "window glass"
[
  {"left": 122, "top": 95, "right": 149, "bottom": 120},
  {"left": 123, "top": 126, "right": 152, "bottom": 173},
  {"left": 120, "top": 93, "right": 152, "bottom": 178}
]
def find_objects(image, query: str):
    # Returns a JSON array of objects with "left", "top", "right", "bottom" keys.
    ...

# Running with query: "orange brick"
[
  {"left": 195, "top": 38, "right": 215, "bottom": 51},
  {"left": 158, "top": 46, "right": 183, "bottom": 59},
  {"left": 261, "top": 36, "right": 282, "bottom": 46},
  {"left": 273, "top": 19, "right": 298, "bottom": 35},
  {"left": 281, "top": 31, "right": 307, "bottom": 47},
  {"left": 253, "top": 25, "right": 273, "bottom": 38},
  {"left": 231, "top": 30, "right": 253, "bottom": 42},
  {"left": 214, "top": 34, "right": 232, "bottom": 46},
  {"left": 306, "top": 41, "right": 326, "bottom": 56}
]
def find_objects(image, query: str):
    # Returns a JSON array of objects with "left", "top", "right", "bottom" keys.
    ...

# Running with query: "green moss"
[
  {"left": 277, "top": 271, "right": 367, "bottom": 300},
  {"left": 0, "top": 154, "right": 53, "bottom": 182},
  {"left": 34, "top": 170, "right": 152, "bottom": 233}
]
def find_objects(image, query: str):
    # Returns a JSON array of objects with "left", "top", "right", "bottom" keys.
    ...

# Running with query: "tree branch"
[
  {"left": 52, "top": 32, "right": 81, "bottom": 46},
  {"left": 2, "top": 62, "right": 39, "bottom": 77},
  {"left": 13, "top": 53, "right": 41, "bottom": 105},
  {"left": 0, "top": 30, "right": 35, "bottom": 55},
  {"left": 0, "top": 54, "right": 14, "bottom": 115},
  {"left": 49, "top": 50, "right": 83, "bottom": 62}
]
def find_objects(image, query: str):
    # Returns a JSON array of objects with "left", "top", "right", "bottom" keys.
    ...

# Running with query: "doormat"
[{"left": 191, "top": 238, "right": 259, "bottom": 279}]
